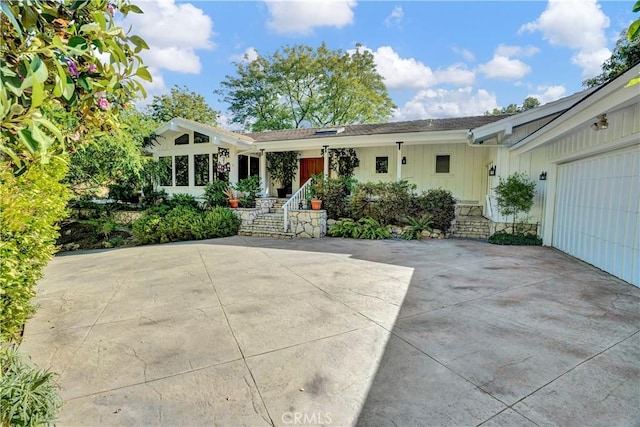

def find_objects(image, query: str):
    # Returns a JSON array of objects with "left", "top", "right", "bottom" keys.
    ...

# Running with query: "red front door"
[{"left": 299, "top": 157, "right": 324, "bottom": 187}]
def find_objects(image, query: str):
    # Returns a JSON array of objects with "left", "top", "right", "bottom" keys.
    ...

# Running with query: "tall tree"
[
  {"left": 583, "top": 34, "right": 640, "bottom": 88},
  {"left": 148, "top": 85, "right": 219, "bottom": 125},
  {"left": 485, "top": 96, "right": 540, "bottom": 116},
  {"left": 218, "top": 43, "right": 396, "bottom": 131}
]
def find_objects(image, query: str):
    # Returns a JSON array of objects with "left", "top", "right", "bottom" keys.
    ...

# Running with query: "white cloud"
[
  {"left": 120, "top": 0, "right": 215, "bottom": 97},
  {"left": 264, "top": 0, "right": 356, "bottom": 35},
  {"left": 528, "top": 85, "right": 567, "bottom": 104},
  {"left": 355, "top": 45, "right": 475, "bottom": 90},
  {"left": 384, "top": 6, "right": 403, "bottom": 28},
  {"left": 393, "top": 87, "right": 498, "bottom": 120},
  {"left": 453, "top": 47, "right": 476, "bottom": 62},
  {"left": 478, "top": 55, "right": 531, "bottom": 80},
  {"left": 495, "top": 44, "right": 540, "bottom": 58},
  {"left": 520, "top": 0, "right": 611, "bottom": 77},
  {"left": 230, "top": 47, "right": 259, "bottom": 63}
]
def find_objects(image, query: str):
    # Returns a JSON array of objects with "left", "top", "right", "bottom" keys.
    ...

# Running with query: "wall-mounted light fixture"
[
  {"left": 402, "top": 156, "right": 407, "bottom": 165},
  {"left": 260, "top": 148, "right": 265, "bottom": 157},
  {"left": 539, "top": 171, "right": 547, "bottom": 181},
  {"left": 590, "top": 114, "right": 608, "bottom": 131},
  {"left": 321, "top": 145, "right": 329, "bottom": 155},
  {"left": 489, "top": 165, "right": 497, "bottom": 176},
  {"left": 396, "top": 141, "right": 404, "bottom": 150}
]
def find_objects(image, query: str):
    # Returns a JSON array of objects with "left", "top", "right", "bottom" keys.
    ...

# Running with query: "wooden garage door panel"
[{"left": 553, "top": 146, "right": 639, "bottom": 286}]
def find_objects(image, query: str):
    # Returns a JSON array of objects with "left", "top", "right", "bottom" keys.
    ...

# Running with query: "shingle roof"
[
  {"left": 175, "top": 117, "right": 255, "bottom": 142},
  {"left": 246, "top": 115, "right": 513, "bottom": 142}
]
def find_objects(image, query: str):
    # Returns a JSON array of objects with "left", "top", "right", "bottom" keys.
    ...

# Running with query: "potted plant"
[
  {"left": 310, "top": 198, "right": 322, "bottom": 210},
  {"left": 223, "top": 186, "right": 240, "bottom": 208},
  {"left": 266, "top": 151, "right": 299, "bottom": 198},
  {"left": 308, "top": 175, "right": 323, "bottom": 210}
]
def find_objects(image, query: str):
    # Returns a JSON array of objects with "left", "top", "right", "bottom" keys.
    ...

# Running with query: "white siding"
[{"left": 553, "top": 146, "right": 639, "bottom": 285}]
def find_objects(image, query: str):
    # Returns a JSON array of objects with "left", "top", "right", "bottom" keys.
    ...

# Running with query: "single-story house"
[{"left": 151, "top": 63, "right": 639, "bottom": 286}]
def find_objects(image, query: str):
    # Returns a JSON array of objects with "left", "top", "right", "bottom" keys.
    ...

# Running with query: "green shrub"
[
  {"left": 311, "top": 178, "right": 350, "bottom": 219},
  {"left": 0, "top": 160, "right": 71, "bottom": 342},
  {"left": 488, "top": 232, "right": 542, "bottom": 246},
  {"left": 400, "top": 214, "right": 433, "bottom": 240},
  {"left": 141, "top": 189, "right": 167, "bottom": 208},
  {"left": 157, "top": 206, "right": 205, "bottom": 242},
  {"left": 203, "top": 181, "right": 229, "bottom": 208},
  {"left": 329, "top": 217, "right": 391, "bottom": 239},
  {"left": 167, "top": 193, "right": 200, "bottom": 210},
  {"left": 79, "top": 214, "right": 118, "bottom": 240},
  {"left": 132, "top": 214, "right": 163, "bottom": 244},
  {"left": 132, "top": 206, "right": 240, "bottom": 244},
  {"left": 202, "top": 207, "right": 241, "bottom": 238},
  {"left": 349, "top": 180, "right": 415, "bottom": 225},
  {"left": 108, "top": 179, "right": 138, "bottom": 203},
  {"left": 410, "top": 189, "right": 456, "bottom": 232},
  {"left": 236, "top": 176, "right": 261, "bottom": 208},
  {"left": 0, "top": 346, "right": 63, "bottom": 427}
]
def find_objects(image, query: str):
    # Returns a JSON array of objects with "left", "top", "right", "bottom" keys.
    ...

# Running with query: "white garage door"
[{"left": 553, "top": 146, "right": 639, "bottom": 286}]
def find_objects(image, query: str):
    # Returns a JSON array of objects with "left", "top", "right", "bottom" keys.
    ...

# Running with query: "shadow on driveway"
[{"left": 21, "top": 236, "right": 640, "bottom": 426}]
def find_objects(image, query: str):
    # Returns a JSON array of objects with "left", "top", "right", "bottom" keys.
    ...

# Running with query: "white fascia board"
[
  {"left": 510, "top": 64, "right": 640, "bottom": 155},
  {"left": 154, "top": 117, "right": 255, "bottom": 149},
  {"left": 470, "top": 90, "right": 594, "bottom": 144},
  {"left": 247, "top": 130, "right": 468, "bottom": 152}
]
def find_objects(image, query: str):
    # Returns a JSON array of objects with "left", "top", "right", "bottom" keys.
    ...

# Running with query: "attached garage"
[
  {"left": 553, "top": 147, "right": 639, "bottom": 285},
  {"left": 508, "top": 64, "right": 640, "bottom": 287}
]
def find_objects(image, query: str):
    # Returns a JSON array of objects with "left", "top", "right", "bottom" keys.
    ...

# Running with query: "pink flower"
[
  {"left": 72, "top": 131, "right": 80, "bottom": 141},
  {"left": 107, "top": 3, "right": 115, "bottom": 16},
  {"left": 88, "top": 64, "right": 98, "bottom": 74},
  {"left": 66, "top": 59, "right": 79, "bottom": 78},
  {"left": 97, "top": 98, "right": 110, "bottom": 110}
]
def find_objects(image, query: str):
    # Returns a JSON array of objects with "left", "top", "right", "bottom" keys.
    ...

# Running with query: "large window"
[
  {"left": 175, "top": 155, "right": 189, "bottom": 186},
  {"left": 175, "top": 134, "right": 189, "bottom": 145},
  {"left": 435, "top": 155, "right": 451, "bottom": 174},
  {"left": 194, "top": 131, "right": 209, "bottom": 144},
  {"left": 194, "top": 154, "right": 210, "bottom": 186},
  {"left": 375, "top": 156, "right": 389, "bottom": 174},
  {"left": 159, "top": 156, "right": 172, "bottom": 186}
]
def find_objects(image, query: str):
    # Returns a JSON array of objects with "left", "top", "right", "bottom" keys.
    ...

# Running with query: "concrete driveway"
[{"left": 22, "top": 237, "right": 639, "bottom": 426}]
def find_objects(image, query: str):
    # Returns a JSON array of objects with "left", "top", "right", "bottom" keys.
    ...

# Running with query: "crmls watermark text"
[{"left": 281, "top": 411, "right": 332, "bottom": 425}]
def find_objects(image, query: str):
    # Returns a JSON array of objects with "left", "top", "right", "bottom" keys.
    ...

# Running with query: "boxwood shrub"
[{"left": 488, "top": 232, "right": 542, "bottom": 246}]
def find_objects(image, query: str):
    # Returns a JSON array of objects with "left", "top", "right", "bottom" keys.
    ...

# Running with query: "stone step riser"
[
  {"left": 242, "top": 226, "right": 286, "bottom": 232},
  {"left": 238, "top": 231, "right": 293, "bottom": 239}
]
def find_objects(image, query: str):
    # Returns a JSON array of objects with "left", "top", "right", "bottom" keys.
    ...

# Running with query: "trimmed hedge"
[
  {"left": 488, "top": 232, "right": 542, "bottom": 246},
  {"left": 0, "top": 160, "right": 71, "bottom": 342}
]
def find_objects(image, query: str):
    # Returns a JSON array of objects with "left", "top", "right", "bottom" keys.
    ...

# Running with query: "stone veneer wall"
[
  {"left": 289, "top": 210, "right": 327, "bottom": 238},
  {"left": 489, "top": 222, "right": 539, "bottom": 236},
  {"left": 455, "top": 204, "right": 483, "bottom": 217}
]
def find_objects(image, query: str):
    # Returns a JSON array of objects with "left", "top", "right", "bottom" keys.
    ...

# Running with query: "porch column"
[
  {"left": 396, "top": 141, "right": 403, "bottom": 182},
  {"left": 259, "top": 149, "right": 267, "bottom": 196},
  {"left": 323, "top": 145, "right": 329, "bottom": 179},
  {"left": 247, "top": 155, "right": 251, "bottom": 177}
]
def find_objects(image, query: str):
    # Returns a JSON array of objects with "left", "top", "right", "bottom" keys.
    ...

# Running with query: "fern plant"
[
  {"left": 329, "top": 217, "right": 391, "bottom": 239},
  {"left": 400, "top": 214, "right": 433, "bottom": 240}
]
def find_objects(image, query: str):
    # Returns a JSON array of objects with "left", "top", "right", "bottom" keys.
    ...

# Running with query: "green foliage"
[
  {"left": 167, "top": 193, "right": 200, "bottom": 210},
  {"left": 400, "top": 214, "right": 433, "bottom": 240},
  {"left": 66, "top": 108, "right": 158, "bottom": 193},
  {"left": 328, "top": 148, "right": 360, "bottom": 179},
  {"left": 203, "top": 181, "right": 229, "bottom": 208},
  {"left": 310, "top": 177, "right": 350, "bottom": 220},
  {"left": 488, "top": 232, "right": 542, "bottom": 246},
  {"left": 485, "top": 96, "right": 540, "bottom": 115},
  {"left": 108, "top": 178, "right": 138, "bottom": 204},
  {"left": 583, "top": 29, "right": 640, "bottom": 88},
  {"left": 202, "top": 207, "right": 242, "bottom": 238},
  {"left": 218, "top": 43, "right": 396, "bottom": 131},
  {"left": 132, "top": 206, "right": 240, "bottom": 244},
  {"left": 494, "top": 173, "right": 537, "bottom": 234},
  {"left": 349, "top": 180, "right": 415, "bottom": 225},
  {"left": 1, "top": 0, "right": 150, "bottom": 175},
  {"left": 0, "top": 346, "right": 63, "bottom": 427},
  {"left": 328, "top": 217, "right": 391, "bottom": 239},
  {"left": 148, "top": 85, "right": 218, "bottom": 125},
  {"left": 0, "top": 160, "right": 71, "bottom": 343},
  {"left": 79, "top": 214, "right": 118, "bottom": 240},
  {"left": 236, "top": 176, "right": 261, "bottom": 208},
  {"left": 410, "top": 188, "right": 457, "bottom": 232},
  {"left": 266, "top": 151, "right": 299, "bottom": 189}
]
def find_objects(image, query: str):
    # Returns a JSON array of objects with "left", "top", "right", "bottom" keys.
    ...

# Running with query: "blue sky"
[{"left": 123, "top": 1, "right": 635, "bottom": 127}]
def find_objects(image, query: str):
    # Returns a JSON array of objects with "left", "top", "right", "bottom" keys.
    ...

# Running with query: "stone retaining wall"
[
  {"left": 455, "top": 204, "right": 483, "bottom": 217},
  {"left": 289, "top": 210, "right": 327, "bottom": 238},
  {"left": 490, "top": 222, "right": 539, "bottom": 236},
  {"left": 233, "top": 208, "right": 261, "bottom": 227},
  {"left": 256, "top": 197, "right": 277, "bottom": 212}
]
